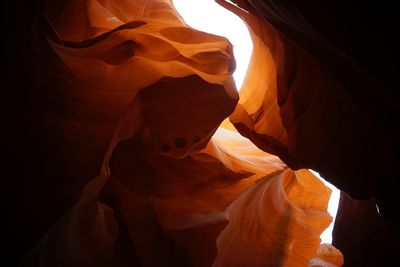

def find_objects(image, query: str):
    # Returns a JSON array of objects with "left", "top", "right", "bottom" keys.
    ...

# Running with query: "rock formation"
[{"left": 7, "top": 0, "right": 398, "bottom": 266}]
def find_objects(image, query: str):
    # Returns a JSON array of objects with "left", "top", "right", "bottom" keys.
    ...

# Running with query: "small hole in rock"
[
  {"left": 175, "top": 137, "right": 187, "bottom": 148},
  {"left": 161, "top": 143, "right": 170, "bottom": 152}
]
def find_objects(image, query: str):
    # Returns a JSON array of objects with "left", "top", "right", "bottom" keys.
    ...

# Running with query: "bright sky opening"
[
  {"left": 326, "top": 190, "right": 340, "bottom": 243},
  {"left": 173, "top": 0, "right": 252, "bottom": 90},
  {"left": 310, "top": 170, "right": 340, "bottom": 244},
  {"left": 173, "top": 0, "right": 340, "bottom": 244}
]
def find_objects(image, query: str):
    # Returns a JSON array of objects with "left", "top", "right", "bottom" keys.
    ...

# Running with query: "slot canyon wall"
[{"left": 5, "top": 0, "right": 399, "bottom": 266}]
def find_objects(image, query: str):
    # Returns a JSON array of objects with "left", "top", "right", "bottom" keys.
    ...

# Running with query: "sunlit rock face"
[
  {"left": 17, "top": 0, "right": 338, "bottom": 266},
  {"left": 223, "top": 0, "right": 381, "bottom": 201},
  {"left": 10, "top": 0, "right": 399, "bottom": 266},
  {"left": 8, "top": 0, "right": 399, "bottom": 266},
  {"left": 218, "top": 1, "right": 399, "bottom": 266},
  {"left": 222, "top": 0, "right": 399, "bottom": 222},
  {"left": 36, "top": 0, "right": 238, "bottom": 160}
]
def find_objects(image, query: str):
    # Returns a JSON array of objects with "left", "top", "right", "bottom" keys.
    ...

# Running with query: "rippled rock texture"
[{"left": 7, "top": 0, "right": 398, "bottom": 266}]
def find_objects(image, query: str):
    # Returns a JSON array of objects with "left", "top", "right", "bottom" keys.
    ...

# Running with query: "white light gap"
[
  {"left": 310, "top": 170, "right": 340, "bottom": 244},
  {"left": 173, "top": 0, "right": 339, "bottom": 244},
  {"left": 173, "top": 0, "right": 252, "bottom": 90}
]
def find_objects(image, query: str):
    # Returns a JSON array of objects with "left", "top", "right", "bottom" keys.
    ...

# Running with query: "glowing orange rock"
[
  {"left": 219, "top": 0, "right": 388, "bottom": 204},
  {"left": 22, "top": 0, "right": 337, "bottom": 266},
  {"left": 213, "top": 167, "right": 332, "bottom": 267}
]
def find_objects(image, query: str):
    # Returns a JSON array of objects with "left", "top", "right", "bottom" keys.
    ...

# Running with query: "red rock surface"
[{"left": 7, "top": 0, "right": 399, "bottom": 266}]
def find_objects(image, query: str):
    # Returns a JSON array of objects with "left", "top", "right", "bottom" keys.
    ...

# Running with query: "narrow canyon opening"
[
  {"left": 173, "top": 0, "right": 340, "bottom": 244},
  {"left": 173, "top": 0, "right": 252, "bottom": 90}
]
